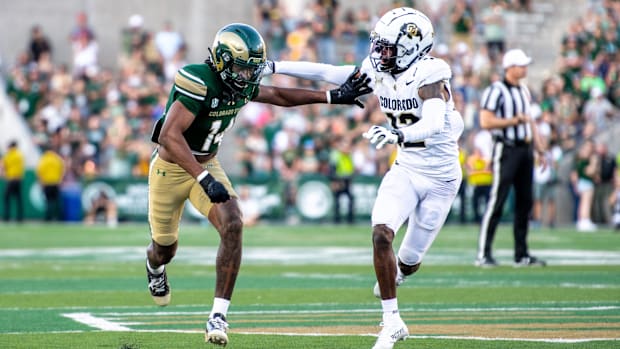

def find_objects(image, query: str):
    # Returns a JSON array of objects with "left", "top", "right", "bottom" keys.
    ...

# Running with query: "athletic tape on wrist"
[
  {"left": 325, "top": 90, "right": 331, "bottom": 104},
  {"left": 196, "top": 170, "right": 210, "bottom": 182}
]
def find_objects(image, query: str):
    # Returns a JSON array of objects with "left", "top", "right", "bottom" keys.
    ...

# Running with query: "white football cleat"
[
  {"left": 205, "top": 313, "right": 229, "bottom": 346},
  {"left": 372, "top": 316, "right": 409, "bottom": 349}
]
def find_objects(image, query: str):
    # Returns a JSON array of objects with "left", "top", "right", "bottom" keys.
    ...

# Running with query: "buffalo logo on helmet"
[{"left": 403, "top": 23, "right": 422, "bottom": 41}]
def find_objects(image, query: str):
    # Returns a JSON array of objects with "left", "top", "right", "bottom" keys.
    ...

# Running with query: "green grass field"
[{"left": 0, "top": 221, "right": 619, "bottom": 348}]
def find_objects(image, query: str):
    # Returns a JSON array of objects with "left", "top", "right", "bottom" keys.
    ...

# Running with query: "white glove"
[
  {"left": 362, "top": 125, "right": 403, "bottom": 149},
  {"left": 262, "top": 60, "right": 275, "bottom": 75}
]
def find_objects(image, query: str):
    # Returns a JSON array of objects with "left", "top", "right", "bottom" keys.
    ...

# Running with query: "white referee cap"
[{"left": 502, "top": 49, "right": 532, "bottom": 69}]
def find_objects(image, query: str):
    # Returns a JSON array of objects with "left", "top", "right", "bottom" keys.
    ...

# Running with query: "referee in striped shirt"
[{"left": 475, "top": 49, "right": 547, "bottom": 267}]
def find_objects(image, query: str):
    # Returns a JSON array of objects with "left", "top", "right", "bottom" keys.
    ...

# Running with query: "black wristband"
[{"left": 391, "top": 129, "right": 404, "bottom": 144}]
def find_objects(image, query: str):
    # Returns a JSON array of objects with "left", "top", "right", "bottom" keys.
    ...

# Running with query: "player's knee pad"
[
  {"left": 397, "top": 245, "right": 423, "bottom": 269},
  {"left": 372, "top": 224, "right": 394, "bottom": 248},
  {"left": 398, "top": 258, "right": 421, "bottom": 276}
]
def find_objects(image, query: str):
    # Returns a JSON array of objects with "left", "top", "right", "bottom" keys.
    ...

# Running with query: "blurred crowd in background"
[{"left": 2, "top": 0, "right": 620, "bottom": 229}]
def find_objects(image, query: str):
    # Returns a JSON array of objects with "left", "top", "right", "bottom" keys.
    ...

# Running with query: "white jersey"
[
  {"left": 359, "top": 56, "right": 464, "bottom": 181},
  {"left": 266, "top": 57, "right": 463, "bottom": 266}
]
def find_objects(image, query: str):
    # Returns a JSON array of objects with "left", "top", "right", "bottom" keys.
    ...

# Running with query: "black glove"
[
  {"left": 328, "top": 67, "right": 373, "bottom": 108},
  {"left": 199, "top": 172, "right": 230, "bottom": 203}
]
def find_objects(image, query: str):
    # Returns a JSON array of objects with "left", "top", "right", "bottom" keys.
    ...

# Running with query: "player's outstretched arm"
[
  {"left": 255, "top": 68, "right": 372, "bottom": 108},
  {"left": 264, "top": 60, "right": 357, "bottom": 85}
]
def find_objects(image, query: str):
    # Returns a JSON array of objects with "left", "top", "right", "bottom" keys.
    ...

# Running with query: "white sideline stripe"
[
  {"left": 2, "top": 247, "right": 620, "bottom": 265},
  {"left": 61, "top": 312, "right": 132, "bottom": 331}
]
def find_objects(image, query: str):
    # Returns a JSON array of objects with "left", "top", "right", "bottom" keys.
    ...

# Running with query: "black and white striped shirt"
[{"left": 480, "top": 79, "right": 532, "bottom": 143}]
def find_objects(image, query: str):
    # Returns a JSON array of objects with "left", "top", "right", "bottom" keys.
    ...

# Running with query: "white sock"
[
  {"left": 146, "top": 259, "right": 165, "bottom": 275},
  {"left": 210, "top": 297, "right": 231, "bottom": 318},
  {"left": 381, "top": 298, "right": 400, "bottom": 322}
]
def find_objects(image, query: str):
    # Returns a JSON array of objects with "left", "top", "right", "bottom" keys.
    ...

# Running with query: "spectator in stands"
[
  {"left": 555, "top": 90, "right": 580, "bottom": 150},
  {"left": 6, "top": 65, "right": 45, "bottom": 122},
  {"left": 36, "top": 145, "right": 64, "bottom": 221},
  {"left": 604, "top": 51, "right": 620, "bottom": 108},
  {"left": 69, "top": 11, "right": 95, "bottom": 47},
  {"left": 38, "top": 91, "right": 71, "bottom": 134},
  {"left": 28, "top": 25, "right": 52, "bottom": 64},
  {"left": 559, "top": 34, "right": 584, "bottom": 96},
  {"left": 297, "top": 139, "right": 320, "bottom": 174},
  {"left": 480, "top": 1, "right": 506, "bottom": 66},
  {"left": 163, "top": 42, "right": 188, "bottom": 83},
  {"left": 50, "top": 63, "right": 73, "bottom": 96},
  {"left": 122, "top": 14, "right": 149, "bottom": 58},
  {"left": 353, "top": 6, "right": 374, "bottom": 63},
  {"left": 311, "top": 0, "right": 339, "bottom": 64},
  {"left": 154, "top": 20, "right": 184, "bottom": 68},
  {"left": 255, "top": 0, "right": 288, "bottom": 60},
  {"left": 583, "top": 86, "right": 619, "bottom": 132},
  {"left": 286, "top": 19, "right": 315, "bottom": 61},
  {"left": 2, "top": 140, "right": 25, "bottom": 222},
  {"left": 71, "top": 28, "right": 99, "bottom": 78},
  {"left": 580, "top": 64, "right": 607, "bottom": 103},
  {"left": 254, "top": 0, "right": 281, "bottom": 35},
  {"left": 449, "top": 0, "right": 475, "bottom": 51}
]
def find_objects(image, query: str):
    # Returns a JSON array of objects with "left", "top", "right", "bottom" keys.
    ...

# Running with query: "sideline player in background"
[
  {"left": 266, "top": 7, "right": 464, "bottom": 349},
  {"left": 2, "top": 140, "right": 25, "bottom": 222},
  {"left": 145, "top": 23, "right": 371, "bottom": 346}
]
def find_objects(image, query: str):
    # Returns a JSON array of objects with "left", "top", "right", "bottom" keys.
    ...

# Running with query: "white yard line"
[{"left": 61, "top": 312, "right": 132, "bottom": 331}]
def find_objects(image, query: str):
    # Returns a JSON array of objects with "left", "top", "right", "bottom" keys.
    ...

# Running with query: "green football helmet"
[{"left": 209, "top": 23, "right": 267, "bottom": 96}]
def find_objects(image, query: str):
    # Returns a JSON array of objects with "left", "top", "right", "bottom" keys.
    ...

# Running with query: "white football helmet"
[{"left": 369, "top": 7, "right": 435, "bottom": 73}]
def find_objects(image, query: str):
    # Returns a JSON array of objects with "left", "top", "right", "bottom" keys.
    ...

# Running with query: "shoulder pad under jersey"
[
  {"left": 360, "top": 57, "right": 373, "bottom": 76},
  {"left": 414, "top": 56, "right": 452, "bottom": 87},
  {"left": 174, "top": 64, "right": 209, "bottom": 101},
  {"left": 360, "top": 57, "right": 378, "bottom": 89}
]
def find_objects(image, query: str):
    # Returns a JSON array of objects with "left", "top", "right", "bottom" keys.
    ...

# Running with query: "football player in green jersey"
[{"left": 145, "top": 23, "right": 372, "bottom": 346}]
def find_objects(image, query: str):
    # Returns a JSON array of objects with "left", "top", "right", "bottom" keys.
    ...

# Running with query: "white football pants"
[{"left": 371, "top": 164, "right": 461, "bottom": 266}]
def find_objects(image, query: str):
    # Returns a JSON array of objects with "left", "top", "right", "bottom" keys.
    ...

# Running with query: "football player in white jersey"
[{"left": 264, "top": 7, "right": 464, "bottom": 349}]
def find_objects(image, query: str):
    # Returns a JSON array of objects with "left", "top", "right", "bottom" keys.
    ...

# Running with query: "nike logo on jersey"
[{"left": 405, "top": 67, "right": 419, "bottom": 86}]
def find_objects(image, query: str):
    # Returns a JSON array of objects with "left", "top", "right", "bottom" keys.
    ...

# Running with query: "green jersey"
[{"left": 151, "top": 63, "right": 260, "bottom": 154}]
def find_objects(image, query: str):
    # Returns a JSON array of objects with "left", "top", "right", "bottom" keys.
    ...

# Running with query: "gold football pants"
[{"left": 148, "top": 153, "right": 237, "bottom": 246}]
